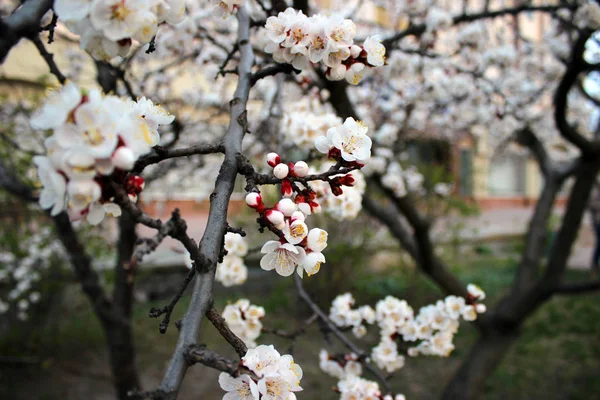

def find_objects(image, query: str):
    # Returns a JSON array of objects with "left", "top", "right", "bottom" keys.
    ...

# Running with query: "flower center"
[
  {"left": 290, "top": 224, "right": 306, "bottom": 238},
  {"left": 342, "top": 136, "right": 362, "bottom": 154},
  {"left": 111, "top": 3, "right": 130, "bottom": 21},
  {"left": 312, "top": 36, "right": 325, "bottom": 50}
]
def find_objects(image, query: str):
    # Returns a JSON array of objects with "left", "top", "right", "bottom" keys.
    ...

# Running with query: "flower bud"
[
  {"left": 298, "top": 202, "right": 312, "bottom": 215},
  {"left": 273, "top": 163, "right": 289, "bottom": 179},
  {"left": 310, "top": 201, "right": 321, "bottom": 214},
  {"left": 281, "top": 179, "right": 293, "bottom": 197},
  {"left": 276, "top": 198, "right": 296, "bottom": 216},
  {"left": 294, "top": 161, "right": 309, "bottom": 177},
  {"left": 265, "top": 209, "right": 285, "bottom": 229},
  {"left": 112, "top": 147, "right": 136, "bottom": 170},
  {"left": 267, "top": 152, "right": 281, "bottom": 167},
  {"left": 245, "top": 192, "right": 262, "bottom": 208},
  {"left": 128, "top": 193, "right": 138, "bottom": 203},
  {"left": 475, "top": 304, "right": 487, "bottom": 314},
  {"left": 125, "top": 175, "right": 145, "bottom": 194},
  {"left": 350, "top": 45, "right": 362, "bottom": 58}
]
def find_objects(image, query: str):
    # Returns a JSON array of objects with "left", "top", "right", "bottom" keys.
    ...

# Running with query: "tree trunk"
[
  {"left": 106, "top": 210, "right": 141, "bottom": 399},
  {"left": 442, "top": 327, "right": 518, "bottom": 400},
  {"left": 105, "top": 321, "right": 141, "bottom": 400}
]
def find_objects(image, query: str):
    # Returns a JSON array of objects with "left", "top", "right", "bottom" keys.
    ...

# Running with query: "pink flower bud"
[
  {"left": 125, "top": 175, "right": 145, "bottom": 194},
  {"left": 267, "top": 152, "right": 281, "bottom": 167},
  {"left": 281, "top": 179, "right": 293, "bottom": 197},
  {"left": 276, "top": 198, "right": 296, "bottom": 216},
  {"left": 265, "top": 209, "right": 285, "bottom": 229},
  {"left": 298, "top": 202, "right": 312, "bottom": 215},
  {"left": 245, "top": 192, "right": 262, "bottom": 208},
  {"left": 112, "top": 147, "right": 136, "bottom": 170},
  {"left": 273, "top": 163, "right": 289, "bottom": 179},
  {"left": 310, "top": 201, "right": 322, "bottom": 214},
  {"left": 294, "top": 161, "right": 309, "bottom": 177}
]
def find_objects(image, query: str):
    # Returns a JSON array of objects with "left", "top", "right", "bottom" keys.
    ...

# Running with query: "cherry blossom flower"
[
  {"left": 32, "top": 156, "right": 67, "bottom": 216},
  {"left": 260, "top": 241, "right": 306, "bottom": 277},
  {"left": 218, "top": 372, "right": 259, "bottom": 400}
]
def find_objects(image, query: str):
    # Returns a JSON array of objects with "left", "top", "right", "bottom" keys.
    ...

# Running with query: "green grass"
[{"left": 1, "top": 252, "right": 599, "bottom": 399}]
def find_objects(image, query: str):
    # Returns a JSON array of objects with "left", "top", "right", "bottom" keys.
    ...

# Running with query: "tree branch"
[
  {"left": 31, "top": 34, "right": 65, "bottom": 84},
  {"left": 382, "top": 4, "right": 574, "bottom": 51},
  {"left": 554, "top": 280, "right": 600, "bottom": 294},
  {"left": 156, "top": 7, "right": 255, "bottom": 398},
  {"left": 206, "top": 307, "right": 248, "bottom": 358},
  {"left": 0, "top": 0, "right": 54, "bottom": 62},
  {"left": 134, "top": 143, "right": 225, "bottom": 173}
]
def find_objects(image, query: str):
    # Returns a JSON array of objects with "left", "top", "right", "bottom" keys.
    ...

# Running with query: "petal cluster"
[
  {"left": 216, "top": 233, "right": 249, "bottom": 287},
  {"left": 55, "top": 0, "right": 186, "bottom": 60},
  {"left": 263, "top": 8, "right": 386, "bottom": 85},
  {"left": 222, "top": 299, "right": 264, "bottom": 348},
  {"left": 219, "top": 344, "right": 303, "bottom": 400},
  {"left": 247, "top": 154, "right": 333, "bottom": 279},
  {"left": 315, "top": 117, "right": 372, "bottom": 164},
  {"left": 30, "top": 83, "right": 174, "bottom": 225}
]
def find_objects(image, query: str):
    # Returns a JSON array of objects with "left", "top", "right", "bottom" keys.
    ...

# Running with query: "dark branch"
[
  {"left": 206, "top": 307, "right": 248, "bottom": 357},
  {"left": 555, "top": 280, "right": 600, "bottom": 294},
  {"left": 31, "top": 34, "right": 66, "bottom": 84},
  {"left": 0, "top": 0, "right": 54, "bottom": 62},
  {"left": 157, "top": 8, "right": 254, "bottom": 397},
  {"left": 134, "top": 143, "right": 225, "bottom": 173},
  {"left": 250, "top": 63, "right": 300, "bottom": 87}
]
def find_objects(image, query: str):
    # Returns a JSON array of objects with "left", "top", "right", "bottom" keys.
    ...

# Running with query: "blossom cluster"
[
  {"left": 55, "top": 0, "right": 186, "bottom": 60},
  {"left": 263, "top": 8, "right": 386, "bottom": 85},
  {"left": 329, "top": 293, "right": 376, "bottom": 339},
  {"left": 222, "top": 299, "right": 265, "bottom": 348},
  {"left": 315, "top": 117, "right": 372, "bottom": 164},
  {"left": 281, "top": 99, "right": 342, "bottom": 149},
  {"left": 216, "top": 232, "right": 249, "bottom": 287},
  {"left": 0, "top": 227, "right": 63, "bottom": 320},
  {"left": 219, "top": 344, "right": 303, "bottom": 399},
  {"left": 319, "top": 350, "right": 405, "bottom": 400},
  {"left": 30, "top": 83, "right": 174, "bottom": 225},
  {"left": 328, "top": 284, "right": 486, "bottom": 374},
  {"left": 310, "top": 165, "right": 366, "bottom": 221}
]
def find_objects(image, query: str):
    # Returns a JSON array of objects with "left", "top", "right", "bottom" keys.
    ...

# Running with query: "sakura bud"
[
  {"left": 276, "top": 198, "right": 297, "bottom": 216},
  {"left": 273, "top": 163, "right": 289, "bottom": 179},
  {"left": 475, "top": 304, "right": 487, "bottom": 313},
  {"left": 125, "top": 175, "right": 145, "bottom": 194},
  {"left": 265, "top": 209, "right": 285, "bottom": 229},
  {"left": 245, "top": 192, "right": 262, "bottom": 208},
  {"left": 112, "top": 147, "right": 136, "bottom": 170},
  {"left": 294, "top": 161, "right": 309, "bottom": 177},
  {"left": 298, "top": 202, "right": 312, "bottom": 215},
  {"left": 310, "top": 201, "right": 321, "bottom": 214},
  {"left": 128, "top": 193, "right": 138, "bottom": 203},
  {"left": 350, "top": 45, "right": 362, "bottom": 58},
  {"left": 291, "top": 210, "right": 305, "bottom": 222},
  {"left": 267, "top": 152, "right": 281, "bottom": 167},
  {"left": 281, "top": 179, "right": 293, "bottom": 197}
]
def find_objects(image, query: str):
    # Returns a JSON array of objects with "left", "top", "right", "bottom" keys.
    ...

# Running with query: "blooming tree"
[{"left": 0, "top": 1, "right": 600, "bottom": 400}]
